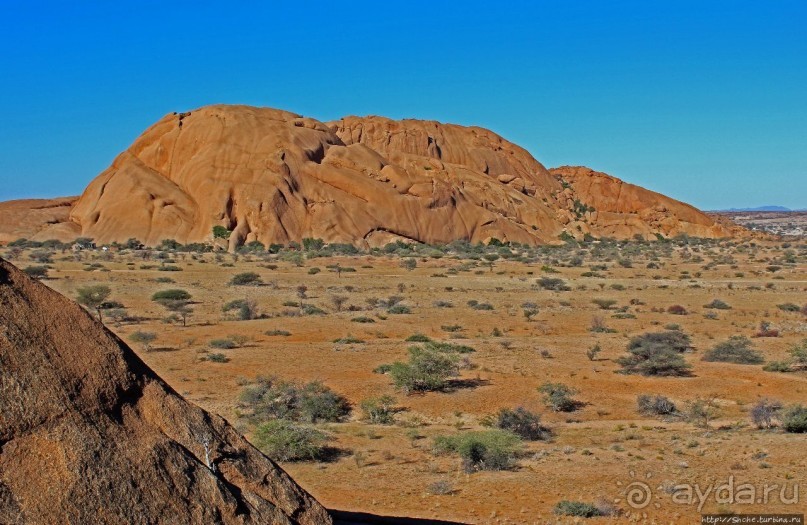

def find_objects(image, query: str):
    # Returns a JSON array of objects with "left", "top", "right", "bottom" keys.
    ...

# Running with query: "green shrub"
[
  {"left": 777, "top": 303, "right": 800, "bottom": 312},
  {"left": 617, "top": 331, "right": 692, "bottom": 376},
  {"left": 421, "top": 341, "right": 475, "bottom": 354},
  {"left": 387, "top": 305, "right": 411, "bottom": 314},
  {"left": 303, "top": 305, "right": 326, "bottom": 315},
  {"left": 23, "top": 265, "right": 49, "bottom": 279},
  {"left": 405, "top": 333, "right": 432, "bottom": 342},
  {"left": 222, "top": 299, "right": 259, "bottom": 320},
  {"left": 538, "top": 383, "right": 580, "bottom": 412},
  {"left": 265, "top": 329, "right": 291, "bottom": 336},
  {"left": 151, "top": 289, "right": 191, "bottom": 302},
  {"left": 473, "top": 302, "right": 494, "bottom": 311},
  {"left": 210, "top": 338, "right": 237, "bottom": 349},
  {"left": 229, "top": 272, "right": 263, "bottom": 286},
  {"left": 554, "top": 501, "right": 604, "bottom": 518},
  {"left": 302, "top": 237, "right": 325, "bottom": 251},
  {"left": 360, "top": 395, "right": 397, "bottom": 424},
  {"left": 790, "top": 339, "right": 807, "bottom": 368},
  {"left": 702, "top": 336, "right": 763, "bottom": 364},
  {"left": 239, "top": 377, "right": 350, "bottom": 424},
  {"left": 637, "top": 394, "right": 677, "bottom": 416},
  {"left": 433, "top": 430, "right": 521, "bottom": 472},
  {"left": 333, "top": 335, "right": 365, "bottom": 344},
  {"left": 388, "top": 347, "right": 460, "bottom": 394},
  {"left": 207, "top": 353, "right": 229, "bottom": 363},
  {"left": 782, "top": 405, "right": 807, "bottom": 433},
  {"left": 495, "top": 407, "right": 551, "bottom": 440},
  {"left": 704, "top": 299, "right": 731, "bottom": 310},
  {"left": 591, "top": 298, "right": 617, "bottom": 310},
  {"left": 763, "top": 361, "right": 792, "bottom": 373},
  {"left": 252, "top": 420, "right": 328, "bottom": 461},
  {"left": 212, "top": 225, "right": 231, "bottom": 239},
  {"left": 686, "top": 396, "right": 720, "bottom": 428},
  {"left": 129, "top": 331, "right": 157, "bottom": 351},
  {"left": 537, "top": 277, "right": 570, "bottom": 291},
  {"left": 373, "top": 363, "right": 393, "bottom": 374}
]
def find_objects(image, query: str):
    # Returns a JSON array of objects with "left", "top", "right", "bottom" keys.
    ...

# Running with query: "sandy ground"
[{"left": 10, "top": 240, "right": 806, "bottom": 524}]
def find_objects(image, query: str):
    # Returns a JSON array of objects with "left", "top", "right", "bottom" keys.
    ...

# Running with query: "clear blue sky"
[{"left": 1, "top": 0, "right": 805, "bottom": 210}]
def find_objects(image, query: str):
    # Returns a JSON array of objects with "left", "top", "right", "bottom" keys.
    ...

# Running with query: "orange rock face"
[
  {"left": 0, "top": 257, "right": 332, "bottom": 524},
  {"left": 549, "top": 166, "right": 745, "bottom": 240},
  {"left": 0, "top": 197, "right": 79, "bottom": 244},
  {"left": 0, "top": 105, "right": 741, "bottom": 247}
]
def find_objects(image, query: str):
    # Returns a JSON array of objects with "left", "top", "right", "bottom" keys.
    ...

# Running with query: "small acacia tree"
[
  {"left": 130, "top": 331, "right": 157, "bottom": 352},
  {"left": 76, "top": 285, "right": 112, "bottom": 321},
  {"left": 152, "top": 289, "right": 193, "bottom": 326},
  {"left": 330, "top": 295, "right": 348, "bottom": 312},
  {"left": 687, "top": 395, "right": 720, "bottom": 428}
]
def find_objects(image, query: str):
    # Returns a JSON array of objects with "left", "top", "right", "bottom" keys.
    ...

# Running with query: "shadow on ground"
[{"left": 331, "top": 509, "right": 467, "bottom": 525}]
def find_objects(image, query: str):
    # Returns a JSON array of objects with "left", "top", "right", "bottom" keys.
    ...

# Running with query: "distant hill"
[
  {"left": 0, "top": 104, "right": 745, "bottom": 247},
  {"left": 721, "top": 206, "right": 792, "bottom": 212}
]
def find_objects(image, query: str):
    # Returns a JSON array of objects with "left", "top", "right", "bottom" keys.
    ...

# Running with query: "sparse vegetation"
[
  {"left": 537, "top": 277, "right": 570, "bottom": 291},
  {"left": 750, "top": 399, "right": 782, "bottom": 429},
  {"left": 252, "top": 419, "right": 329, "bottom": 461},
  {"left": 222, "top": 298, "right": 259, "bottom": 320},
  {"left": 433, "top": 430, "right": 521, "bottom": 472},
  {"left": 702, "top": 336, "right": 763, "bottom": 364},
  {"left": 782, "top": 405, "right": 807, "bottom": 433},
  {"left": 152, "top": 289, "right": 193, "bottom": 326},
  {"left": 76, "top": 285, "right": 112, "bottom": 321},
  {"left": 704, "top": 299, "right": 731, "bottom": 310},
  {"left": 538, "top": 383, "right": 580, "bottom": 412},
  {"left": 229, "top": 272, "right": 263, "bottom": 286},
  {"left": 554, "top": 501, "right": 607, "bottom": 518},
  {"left": 617, "top": 331, "right": 692, "bottom": 376},
  {"left": 637, "top": 394, "right": 677, "bottom": 416},
  {"left": 360, "top": 395, "right": 397, "bottom": 424},
  {"left": 239, "top": 376, "right": 350, "bottom": 424},
  {"left": 385, "top": 346, "right": 462, "bottom": 394},
  {"left": 129, "top": 331, "right": 157, "bottom": 351},
  {"left": 495, "top": 407, "right": 551, "bottom": 440}
]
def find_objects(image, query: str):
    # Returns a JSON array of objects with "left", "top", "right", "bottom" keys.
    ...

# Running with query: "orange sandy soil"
[{"left": 12, "top": 241, "right": 806, "bottom": 524}]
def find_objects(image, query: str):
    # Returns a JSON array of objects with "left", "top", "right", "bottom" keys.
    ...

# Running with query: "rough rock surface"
[
  {"left": 549, "top": 166, "right": 746, "bottom": 240},
  {"left": 0, "top": 257, "right": 332, "bottom": 525},
  {"left": 0, "top": 197, "right": 79, "bottom": 244},
  {"left": 0, "top": 105, "right": 740, "bottom": 247}
]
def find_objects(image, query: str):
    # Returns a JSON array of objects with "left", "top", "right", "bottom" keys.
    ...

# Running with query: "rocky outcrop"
[
  {"left": 549, "top": 166, "right": 746, "bottom": 239},
  {"left": 0, "top": 197, "right": 79, "bottom": 244},
  {"left": 0, "top": 105, "right": 741, "bottom": 248},
  {"left": 0, "top": 257, "right": 332, "bottom": 524}
]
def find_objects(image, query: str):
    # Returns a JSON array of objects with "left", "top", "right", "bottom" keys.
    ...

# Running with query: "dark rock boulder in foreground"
[{"left": 0, "top": 258, "right": 332, "bottom": 524}]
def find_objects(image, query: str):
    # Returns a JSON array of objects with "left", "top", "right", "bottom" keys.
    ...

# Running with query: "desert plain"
[{"left": 5, "top": 235, "right": 805, "bottom": 524}]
